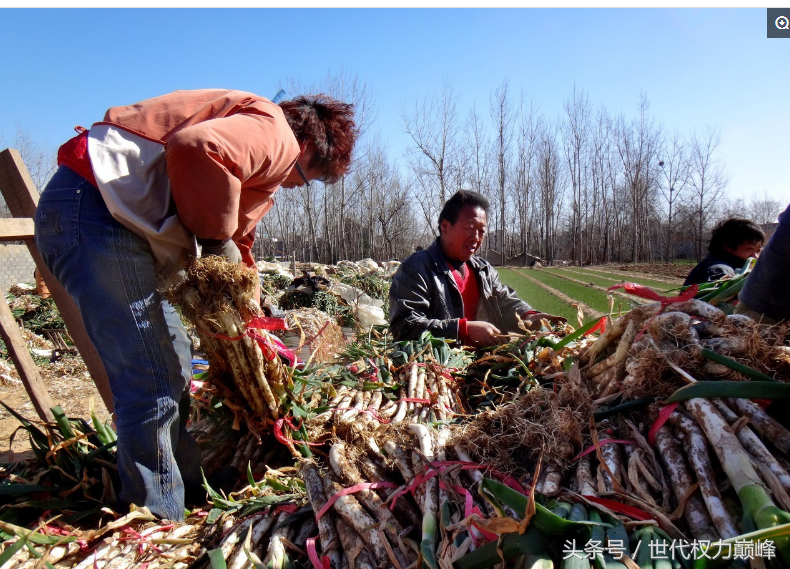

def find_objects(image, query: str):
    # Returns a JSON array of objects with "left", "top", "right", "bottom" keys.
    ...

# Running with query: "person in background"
[
  {"left": 736, "top": 203, "right": 790, "bottom": 324},
  {"left": 34, "top": 268, "right": 50, "bottom": 299},
  {"left": 34, "top": 89, "right": 357, "bottom": 520},
  {"left": 683, "top": 218, "right": 765, "bottom": 286},
  {"left": 389, "top": 190, "right": 565, "bottom": 347}
]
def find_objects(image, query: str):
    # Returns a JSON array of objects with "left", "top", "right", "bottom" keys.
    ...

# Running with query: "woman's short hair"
[
  {"left": 279, "top": 95, "right": 357, "bottom": 184},
  {"left": 709, "top": 218, "right": 765, "bottom": 253}
]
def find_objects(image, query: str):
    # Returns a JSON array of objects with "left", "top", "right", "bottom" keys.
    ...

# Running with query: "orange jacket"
[{"left": 95, "top": 89, "right": 300, "bottom": 266}]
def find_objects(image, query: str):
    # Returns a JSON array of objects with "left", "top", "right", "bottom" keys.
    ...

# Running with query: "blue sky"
[{"left": 1, "top": 8, "right": 788, "bottom": 204}]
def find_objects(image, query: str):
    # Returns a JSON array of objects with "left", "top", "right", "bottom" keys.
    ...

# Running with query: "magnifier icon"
[{"left": 777, "top": 16, "right": 790, "bottom": 29}]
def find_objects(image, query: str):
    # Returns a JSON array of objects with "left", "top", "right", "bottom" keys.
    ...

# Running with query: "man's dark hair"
[
  {"left": 437, "top": 190, "right": 490, "bottom": 233},
  {"left": 708, "top": 218, "right": 765, "bottom": 254}
]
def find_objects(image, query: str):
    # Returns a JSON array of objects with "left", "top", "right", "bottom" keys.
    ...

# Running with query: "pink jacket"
[{"left": 95, "top": 89, "right": 300, "bottom": 266}]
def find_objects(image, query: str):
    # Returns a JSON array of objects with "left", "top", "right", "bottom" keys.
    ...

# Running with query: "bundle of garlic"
[
  {"left": 305, "top": 361, "right": 465, "bottom": 448},
  {"left": 166, "top": 256, "right": 288, "bottom": 426},
  {"left": 579, "top": 298, "right": 789, "bottom": 401}
]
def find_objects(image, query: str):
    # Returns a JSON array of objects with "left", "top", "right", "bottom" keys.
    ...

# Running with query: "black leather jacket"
[{"left": 389, "top": 239, "right": 533, "bottom": 342}]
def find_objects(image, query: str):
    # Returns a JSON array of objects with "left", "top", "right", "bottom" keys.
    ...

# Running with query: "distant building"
[{"left": 482, "top": 248, "right": 544, "bottom": 267}]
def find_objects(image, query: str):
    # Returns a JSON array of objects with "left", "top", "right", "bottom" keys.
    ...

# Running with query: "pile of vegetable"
[
  {"left": 3, "top": 264, "right": 790, "bottom": 568},
  {"left": 166, "top": 257, "right": 289, "bottom": 430},
  {"left": 260, "top": 259, "right": 392, "bottom": 331},
  {"left": 5, "top": 287, "right": 65, "bottom": 335}
]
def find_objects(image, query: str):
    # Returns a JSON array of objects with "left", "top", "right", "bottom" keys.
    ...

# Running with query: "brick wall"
[{"left": 0, "top": 244, "right": 36, "bottom": 294}]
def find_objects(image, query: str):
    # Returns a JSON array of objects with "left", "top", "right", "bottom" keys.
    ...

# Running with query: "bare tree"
[
  {"left": 613, "top": 94, "right": 662, "bottom": 262},
  {"left": 535, "top": 122, "right": 565, "bottom": 262},
  {"left": 401, "top": 80, "right": 461, "bottom": 209},
  {"left": 562, "top": 86, "right": 591, "bottom": 265},
  {"left": 687, "top": 126, "right": 728, "bottom": 260},
  {"left": 461, "top": 104, "right": 494, "bottom": 255},
  {"left": 658, "top": 131, "right": 690, "bottom": 260},
  {"left": 749, "top": 191, "right": 783, "bottom": 224},
  {"left": 588, "top": 105, "right": 621, "bottom": 264},
  {"left": 0, "top": 128, "right": 58, "bottom": 216},
  {"left": 489, "top": 80, "right": 514, "bottom": 261},
  {"left": 512, "top": 94, "right": 539, "bottom": 260}
]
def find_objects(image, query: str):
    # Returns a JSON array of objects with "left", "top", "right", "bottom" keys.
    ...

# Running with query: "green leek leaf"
[
  {"left": 208, "top": 547, "right": 228, "bottom": 569},
  {"left": 701, "top": 349, "right": 777, "bottom": 382},
  {"left": 453, "top": 526, "right": 547, "bottom": 569},
  {"left": 479, "top": 479, "right": 608, "bottom": 534},
  {"left": 665, "top": 381, "right": 790, "bottom": 403}
]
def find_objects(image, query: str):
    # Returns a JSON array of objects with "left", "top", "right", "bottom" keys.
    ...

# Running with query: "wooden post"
[
  {"left": 0, "top": 219, "right": 55, "bottom": 422},
  {"left": 0, "top": 148, "right": 114, "bottom": 413}
]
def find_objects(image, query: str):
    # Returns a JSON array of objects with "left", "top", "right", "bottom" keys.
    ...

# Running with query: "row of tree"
[
  {"left": 2, "top": 76, "right": 784, "bottom": 266},
  {"left": 259, "top": 78, "right": 783, "bottom": 265}
]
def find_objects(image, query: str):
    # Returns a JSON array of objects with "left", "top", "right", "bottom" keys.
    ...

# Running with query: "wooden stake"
[
  {"left": 0, "top": 296, "right": 55, "bottom": 422},
  {"left": 0, "top": 148, "right": 114, "bottom": 413}
]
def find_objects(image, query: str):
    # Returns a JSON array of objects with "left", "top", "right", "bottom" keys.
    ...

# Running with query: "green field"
[
  {"left": 551, "top": 267, "right": 682, "bottom": 293},
  {"left": 542, "top": 267, "right": 625, "bottom": 291},
  {"left": 497, "top": 264, "right": 680, "bottom": 325},
  {"left": 517, "top": 269, "right": 612, "bottom": 313},
  {"left": 509, "top": 268, "right": 647, "bottom": 315},
  {"left": 497, "top": 268, "right": 579, "bottom": 322}
]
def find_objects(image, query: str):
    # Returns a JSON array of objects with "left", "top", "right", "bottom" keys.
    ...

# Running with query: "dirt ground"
[
  {"left": 0, "top": 352, "right": 111, "bottom": 462},
  {"left": 608, "top": 263, "right": 694, "bottom": 280}
]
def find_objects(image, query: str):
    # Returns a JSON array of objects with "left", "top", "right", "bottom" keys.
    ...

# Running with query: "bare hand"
[{"left": 465, "top": 321, "right": 509, "bottom": 347}]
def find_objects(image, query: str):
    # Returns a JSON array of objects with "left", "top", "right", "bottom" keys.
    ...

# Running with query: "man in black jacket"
[{"left": 389, "top": 190, "right": 564, "bottom": 347}]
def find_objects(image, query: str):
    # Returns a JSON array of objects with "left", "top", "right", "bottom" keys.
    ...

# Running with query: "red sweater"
[{"left": 448, "top": 262, "right": 479, "bottom": 340}]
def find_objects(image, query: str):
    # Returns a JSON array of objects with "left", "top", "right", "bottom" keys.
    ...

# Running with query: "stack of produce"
[
  {"left": 580, "top": 297, "right": 789, "bottom": 402},
  {"left": 275, "top": 307, "right": 347, "bottom": 364},
  {"left": 4, "top": 267, "right": 790, "bottom": 568},
  {"left": 5, "top": 285, "right": 65, "bottom": 335},
  {"left": 165, "top": 257, "right": 288, "bottom": 428}
]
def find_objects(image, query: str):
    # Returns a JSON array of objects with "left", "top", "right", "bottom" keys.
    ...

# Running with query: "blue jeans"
[{"left": 34, "top": 166, "right": 201, "bottom": 521}]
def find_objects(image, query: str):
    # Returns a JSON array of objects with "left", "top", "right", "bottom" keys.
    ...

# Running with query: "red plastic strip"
[
  {"left": 608, "top": 283, "right": 699, "bottom": 342},
  {"left": 273, "top": 418, "right": 322, "bottom": 449},
  {"left": 459, "top": 484, "right": 498, "bottom": 544},
  {"left": 248, "top": 316, "right": 289, "bottom": 331},
  {"left": 388, "top": 460, "right": 525, "bottom": 510},
  {"left": 196, "top": 324, "right": 295, "bottom": 363},
  {"left": 571, "top": 439, "right": 636, "bottom": 462},
  {"left": 306, "top": 537, "right": 330, "bottom": 569},
  {"left": 586, "top": 316, "right": 607, "bottom": 336},
  {"left": 315, "top": 481, "right": 398, "bottom": 520},
  {"left": 607, "top": 283, "right": 699, "bottom": 306},
  {"left": 357, "top": 407, "right": 391, "bottom": 424},
  {"left": 582, "top": 495, "right": 654, "bottom": 521},
  {"left": 647, "top": 402, "right": 680, "bottom": 447}
]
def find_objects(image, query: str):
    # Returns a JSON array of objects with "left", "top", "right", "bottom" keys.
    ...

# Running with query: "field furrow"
[
  {"left": 567, "top": 267, "right": 683, "bottom": 290},
  {"left": 504, "top": 268, "right": 605, "bottom": 320},
  {"left": 541, "top": 268, "right": 649, "bottom": 305},
  {"left": 513, "top": 268, "right": 638, "bottom": 315},
  {"left": 497, "top": 268, "right": 582, "bottom": 322}
]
